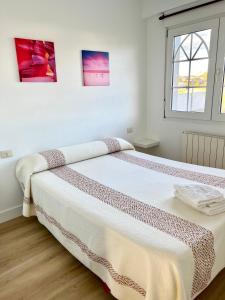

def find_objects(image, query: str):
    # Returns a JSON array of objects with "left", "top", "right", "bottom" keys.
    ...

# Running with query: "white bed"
[{"left": 16, "top": 138, "right": 225, "bottom": 300}]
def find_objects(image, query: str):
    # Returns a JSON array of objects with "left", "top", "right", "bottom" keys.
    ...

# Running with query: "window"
[
  {"left": 165, "top": 18, "right": 225, "bottom": 121},
  {"left": 172, "top": 29, "right": 210, "bottom": 113}
]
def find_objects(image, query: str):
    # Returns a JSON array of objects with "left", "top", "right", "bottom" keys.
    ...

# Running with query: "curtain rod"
[{"left": 159, "top": 0, "right": 224, "bottom": 20}]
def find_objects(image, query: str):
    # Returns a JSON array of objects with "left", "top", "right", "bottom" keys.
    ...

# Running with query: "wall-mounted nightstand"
[{"left": 133, "top": 138, "right": 160, "bottom": 154}]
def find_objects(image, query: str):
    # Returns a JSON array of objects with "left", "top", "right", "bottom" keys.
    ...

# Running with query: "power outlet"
[
  {"left": 0, "top": 150, "right": 13, "bottom": 159},
  {"left": 127, "top": 127, "right": 133, "bottom": 134}
]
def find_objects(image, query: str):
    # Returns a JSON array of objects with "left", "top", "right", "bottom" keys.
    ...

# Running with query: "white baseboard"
[{"left": 0, "top": 205, "right": 22, "bottom": 224}]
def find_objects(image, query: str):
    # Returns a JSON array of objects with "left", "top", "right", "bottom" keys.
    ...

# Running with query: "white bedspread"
[{"left": 16, "top": 138, "right": 225, "bottom": 300}]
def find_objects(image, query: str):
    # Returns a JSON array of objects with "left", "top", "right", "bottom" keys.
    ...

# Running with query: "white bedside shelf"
[{"left": 133, "top": 138, "right": 160, "bottom": 149}]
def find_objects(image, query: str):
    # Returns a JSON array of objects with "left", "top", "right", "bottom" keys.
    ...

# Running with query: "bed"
[{"left": 16, "top": 138, "right": 225, "bottom": 300}]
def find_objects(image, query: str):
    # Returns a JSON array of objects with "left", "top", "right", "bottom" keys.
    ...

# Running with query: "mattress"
[{"left": 27, "top": 145, "right": 225, "bottom": 300}]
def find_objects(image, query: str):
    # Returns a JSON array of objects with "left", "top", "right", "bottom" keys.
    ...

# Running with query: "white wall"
[
  {"left": 142, "top": 0, "right": 200, "bottom": 17},
  {"left": 146, "top": 2, "right": 225, "bottom": 161},
  {"left": 0, "top": 0, "right": 146, "bottom": 222}
]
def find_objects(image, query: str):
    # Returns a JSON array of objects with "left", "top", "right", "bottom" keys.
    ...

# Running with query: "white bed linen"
[
  {"left": 30, "top": 150, "right": 225, "bottom": 300},
  {"left": 16, "top": 138, "right": 133, "bottom": 217}
]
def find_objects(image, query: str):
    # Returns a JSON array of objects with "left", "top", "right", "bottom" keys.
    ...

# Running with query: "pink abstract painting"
[
  {"left": 82, "top": 50, "right": 110, "bottom": 86},
  {"left": 15, "top": 38, "right": 57, "bottom": 82}
]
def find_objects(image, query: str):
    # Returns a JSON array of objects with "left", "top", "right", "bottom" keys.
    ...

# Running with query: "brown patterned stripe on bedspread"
[
  {"left": 101, "top": 138, "right": 122, "bottom": 153},
  {"left": 35, "top": 204, "right": 146, "bottom": 297},
  {"left": 39, "top": 149, "right": 66, "bottom": 169},
  {"left": 50, "top": 165, "right": 215, "bottom": 297},
  {"left": 111, "top": 152, "right": 225, "bottom": 189}
]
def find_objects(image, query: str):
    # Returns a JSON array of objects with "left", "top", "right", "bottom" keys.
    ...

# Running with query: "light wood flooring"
[{"left": 0, "top": 217, "right": 225, "bottom": 300}]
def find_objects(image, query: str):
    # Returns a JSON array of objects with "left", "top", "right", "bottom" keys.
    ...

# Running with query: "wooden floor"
[{"left": 0, "top": 217, "right": 225, "bottom": 300}]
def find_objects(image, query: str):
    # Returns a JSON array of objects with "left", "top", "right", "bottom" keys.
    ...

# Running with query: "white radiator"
[{"left": 182, "top": 131, "right": 225, "bottom": 169}]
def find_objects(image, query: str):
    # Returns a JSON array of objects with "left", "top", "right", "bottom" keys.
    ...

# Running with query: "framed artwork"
[
  {"left": 82, "top": 50, "right": 110, "bottom": 86},
  {"left": 15, "top": 38, "right": 57, "bottom": 82}
]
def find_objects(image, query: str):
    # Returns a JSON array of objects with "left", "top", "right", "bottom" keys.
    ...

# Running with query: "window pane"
[
  {"left": 174, "top": 34, "right": 191, "bottom": 61},
  {"left": 192, "top": 33, "right": 202, "bottom": 57},
  {"left": 174, "top": 34, "right": 188, "bottom": 54},
  {"left": 175, "top": 47, "right": 188, "bottom": 61},
  {"left": 194, "top": 44, "right": 209, "bottom": 59},
  {"left": 173, "top": 62, "right": 189, "bottom": 87},
  {"left": 192, "top": 30, "right": 211, "bottom": 59},
  {"left": 181, "top": 34, "right": 191, "bottom": 59},
  {"left": 188, "top": 88, "right": 206, "bottom": 112},
  {"left": 172, "top": 88, "right": 188, "bottom": 111},
  {"left": 196, "top": 30, "right": 211, "bottom": 50},
  {"left": 190, "top": 59, "right": 208, "bottom": 87}
]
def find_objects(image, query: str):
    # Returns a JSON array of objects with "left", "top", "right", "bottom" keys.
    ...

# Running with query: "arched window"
[{"left": 165, "top": 19, "right": 219, "bottom": 120}]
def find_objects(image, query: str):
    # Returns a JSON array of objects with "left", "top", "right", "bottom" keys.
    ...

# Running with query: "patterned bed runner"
[{"left": 111, "top": 151, "right": 225, "bottom": 189}]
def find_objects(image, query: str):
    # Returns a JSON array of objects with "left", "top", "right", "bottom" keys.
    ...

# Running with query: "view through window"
[{"left": 172, "top": 30, "right": 211, "bottom": 112}]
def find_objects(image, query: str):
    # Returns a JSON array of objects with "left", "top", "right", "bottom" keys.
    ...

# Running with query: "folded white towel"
[
  {"left": 174, "top": 184, "right": 225, "bottom": 216},
  {"left": 174, "top": 184, "right": 224, "bottom": 208},
  {"left": 201, "top": 201, "right": 225, "bottom": 216},
  {"left": 174, "top": 191, "right": 224, "bottom": 208}
]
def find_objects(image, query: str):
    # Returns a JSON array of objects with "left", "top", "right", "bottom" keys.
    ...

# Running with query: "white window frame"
[
  {"left": 212, "top": 17, "right": 225, "bottom": 121},
  {"left": 165, "top": 19, "right": 219, "bottom": 120}
]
